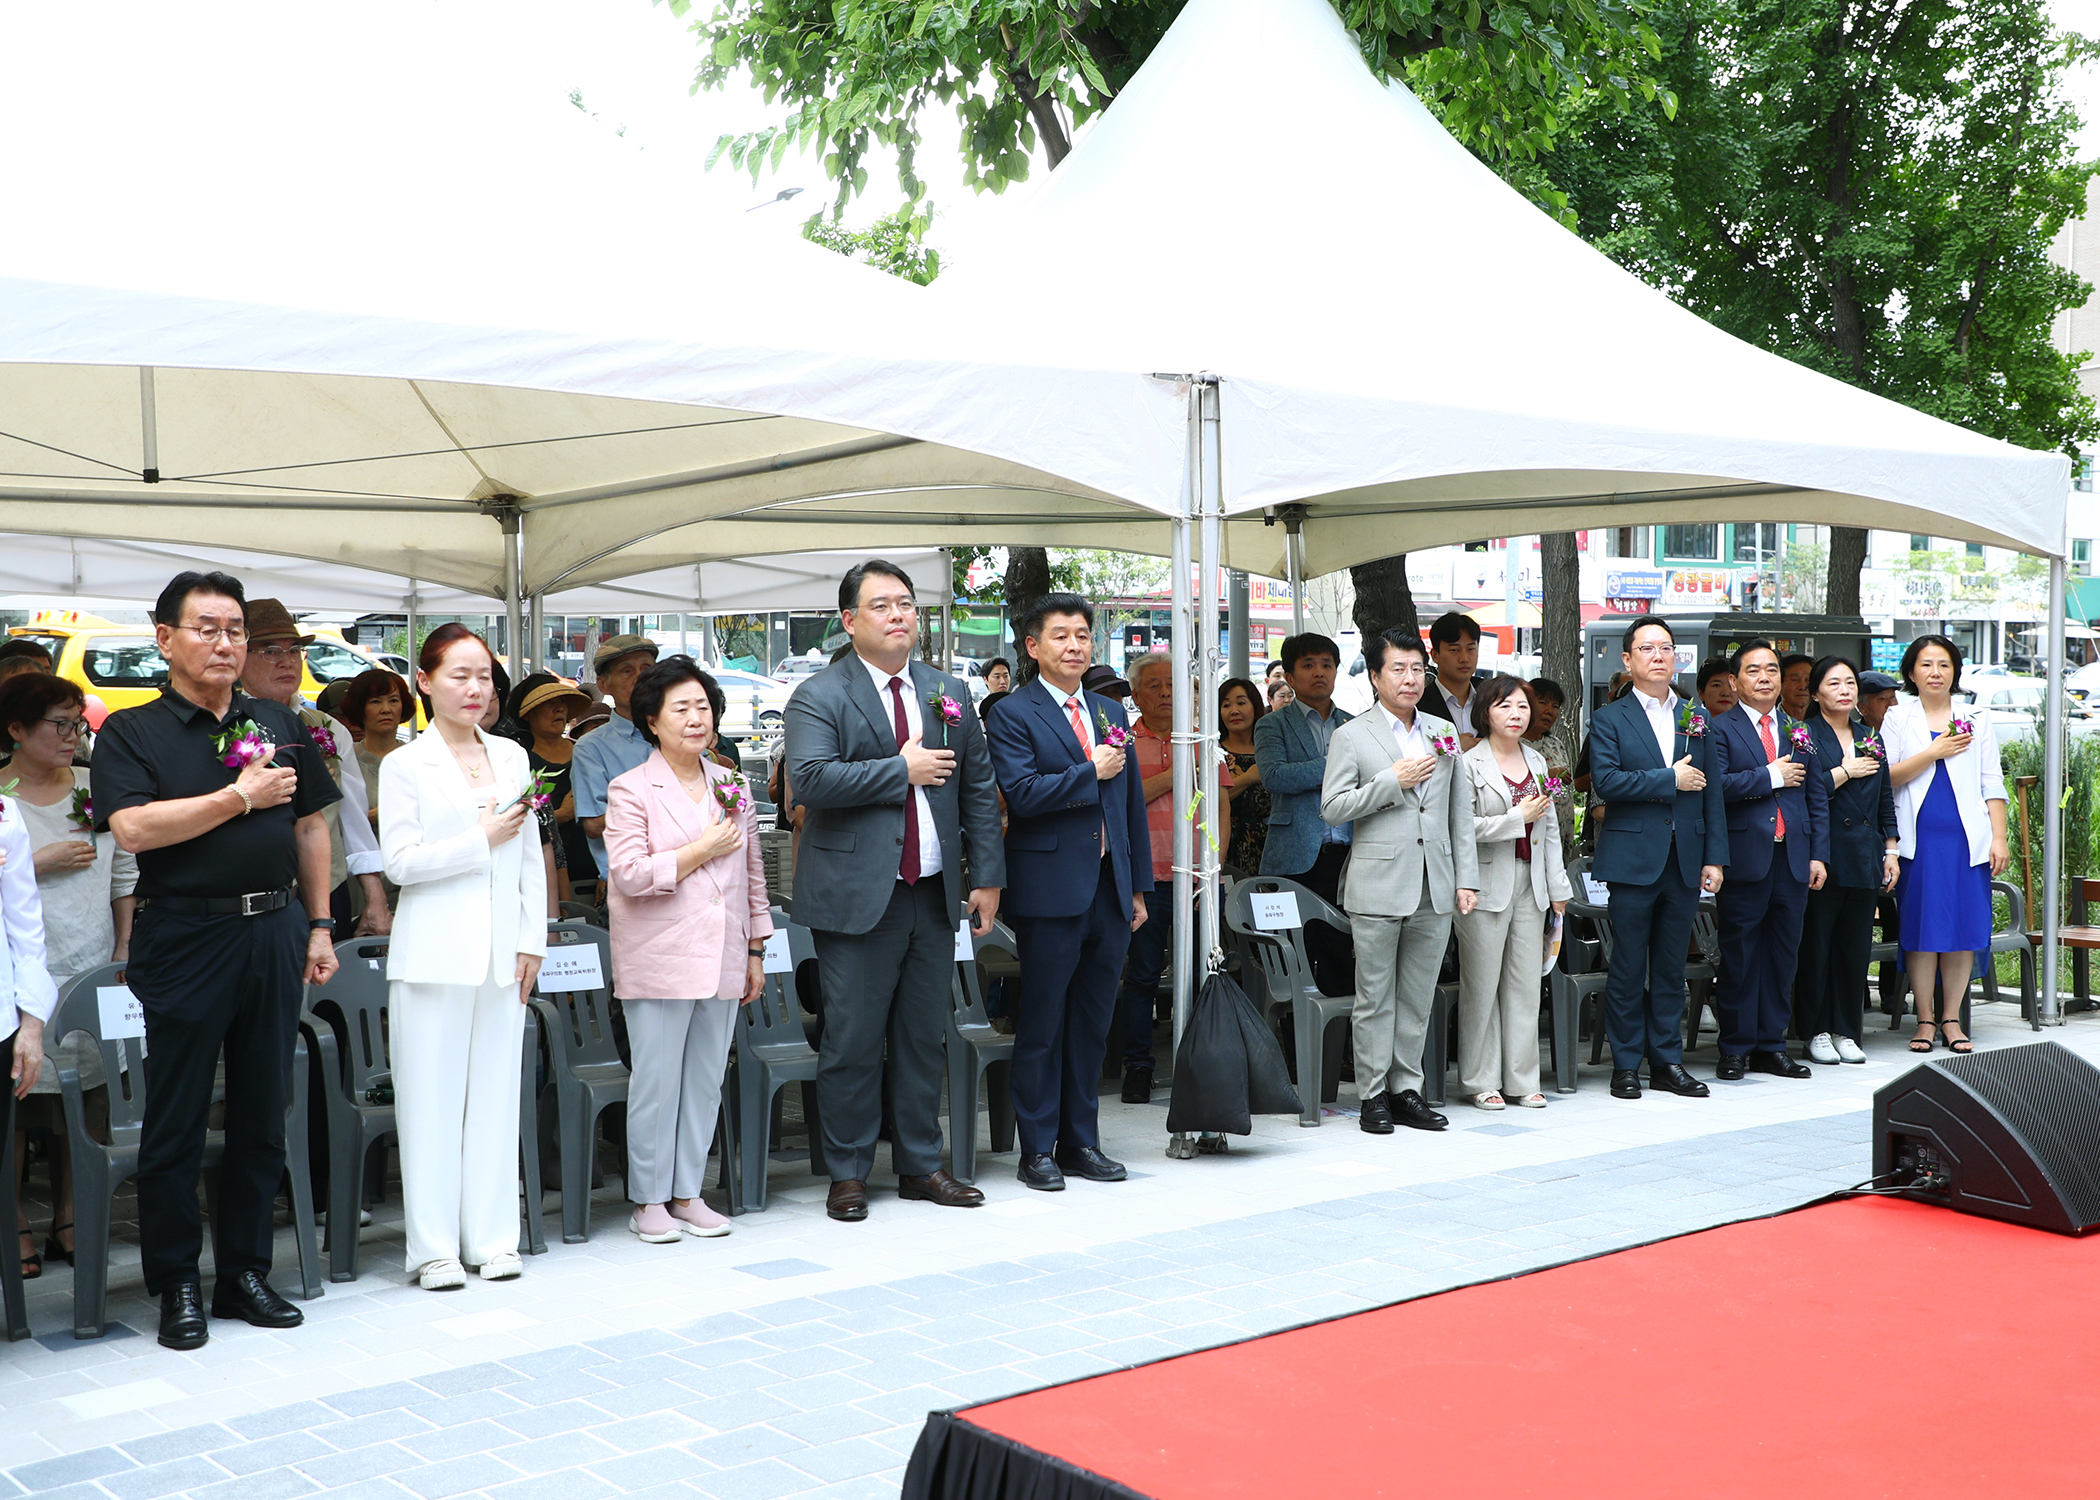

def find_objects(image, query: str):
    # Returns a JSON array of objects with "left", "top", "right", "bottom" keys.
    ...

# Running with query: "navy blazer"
[
  {"left": 1588, "top": 688, "right": 1728, "bottom": 890},
  {"left": 1713, "top": 703, "right": 1830, "bottom": 883},
  {"left": 1809, "top": 714, "right": 1899, "bottom": 890},
  {"left": 987, "top": 679, "right": 1153, "bottom": 920}
]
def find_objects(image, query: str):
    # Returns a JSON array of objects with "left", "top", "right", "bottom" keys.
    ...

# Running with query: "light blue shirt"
[
  {"left": 1300, "top": 700, "right": 1351, "bottom": 845},
  {"left": 572, "top": 713, "right": 651, "bottom": 871}
]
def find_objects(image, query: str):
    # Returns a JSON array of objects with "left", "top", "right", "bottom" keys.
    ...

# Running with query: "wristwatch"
[
  {"left": 309, "top": 918, "right": 337, "bottom": 932},
  {"left": 748, "top": 946, "right": 766, "bottom": 957}
]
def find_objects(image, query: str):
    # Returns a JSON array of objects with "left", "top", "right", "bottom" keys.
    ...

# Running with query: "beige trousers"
[{"left": 1455, "top": 880, "right": 1546, "bottom": 1098}]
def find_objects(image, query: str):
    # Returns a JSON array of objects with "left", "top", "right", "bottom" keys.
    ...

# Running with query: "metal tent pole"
[
  {"left": 499, "top": 511, "right": 524, "bottom": 678},
  {"left": 2043, "top": 555, "right": 2067, "bottom": 1027},
  {"left": 1227, "top": 570, "right": 1250, "bottom": 679},
  {"left": 942, "top": 548, "right": 956, "bottom": 670},
  {"left": 404, "top": 580, "right": 419, "bottom": 665},
  {"left": 1168, "top": 467, "right": 1196, "bottom": 1070},
  {"left": 1195, "top": 379, "right": 1224, "bottom": 976},
  {"left": 1283, "top": 505, "right": 1307, "bottom": 635},
  {"left": 529, "top": 594, "right": 545, "bottom": 674}
]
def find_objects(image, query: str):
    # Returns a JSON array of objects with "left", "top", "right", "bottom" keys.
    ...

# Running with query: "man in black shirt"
[{"left": 93, "top": 571, "right": 342, "bottom": 1350}]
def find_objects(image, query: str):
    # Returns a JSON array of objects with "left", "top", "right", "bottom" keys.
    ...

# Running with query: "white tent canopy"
[{"left": 0, "top": 535, "right": 950, "bottom": 619}]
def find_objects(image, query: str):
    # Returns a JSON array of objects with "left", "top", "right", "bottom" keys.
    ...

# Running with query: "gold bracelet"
[{"left": 235, "top": 787, "right": 253, "bottom": 816}]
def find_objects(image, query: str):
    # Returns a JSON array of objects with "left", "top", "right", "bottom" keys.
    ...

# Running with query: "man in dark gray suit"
[{"left": 784, "top": 559, "right": 1005, "bottom": 1222}]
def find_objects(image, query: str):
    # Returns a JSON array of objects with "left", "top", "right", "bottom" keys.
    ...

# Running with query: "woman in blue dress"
[{"left": 1883, "top": 636, "right": 2009, "bottom": 1054}]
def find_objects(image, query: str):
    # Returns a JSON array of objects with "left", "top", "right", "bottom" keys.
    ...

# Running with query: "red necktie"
[
  {"left": 1759, "top": 712, "right": 1786, "bottom": 841},
  {"left": 1068, "top": 697, "right": 1109, "bottom": 855},
  {"left": 889, "top": 678, "right": 919, "bottom": 884}
]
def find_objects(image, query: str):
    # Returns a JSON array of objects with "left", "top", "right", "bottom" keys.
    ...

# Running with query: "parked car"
[
  {"left": 711, "top": 667, "right": 793, "bottom": 741},
  {"left": 772, "top": 654, "right": 831, "bottom": 685}
]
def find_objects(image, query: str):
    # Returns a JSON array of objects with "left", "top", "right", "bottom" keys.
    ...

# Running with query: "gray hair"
[{"left": 1126, "top": 651, "right": 1174, "bottom": 688}]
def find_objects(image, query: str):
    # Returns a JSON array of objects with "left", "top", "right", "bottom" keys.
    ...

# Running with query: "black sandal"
[
  {"left": 42, "top": 1221, "right": 74, "bottom": 1266},
  {"left": 1909, "top": 1024, "right": 1936, "bottom": 1053},
  {"left": 1940, "top": 1022, "right": 1974, "bottom": 1054},
  {"left": 18, "top": 1228, "right": 41, "bottom": 1281}
]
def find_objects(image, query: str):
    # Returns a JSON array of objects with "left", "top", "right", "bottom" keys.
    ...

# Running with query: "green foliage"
[
  {"left": 2001, "top": 732, "right": 2100, "bottom": 921},
  {"left": 1050, "top": 547, "right": 1171, "bottom": 599},
  {"left": 663, "top": 0, "right": 1672, "bottom": 222},
  {"left": 1553, "top": 0, "right": 2098, "bottom": 457},
  {"left": 801, "top": 206, "right": 943, "bottom": 283}
]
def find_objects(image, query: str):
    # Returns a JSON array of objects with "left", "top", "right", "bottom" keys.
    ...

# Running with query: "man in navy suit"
[
  {"left": 1588, "top": 615, "right": 1728, "bottom": 1100},
  {"left": 987, "top": 593, "right": 1153, "bottom": 1192},
  {"left": 1711, "top": 641, "right": 1828, "bottom": 1079}
]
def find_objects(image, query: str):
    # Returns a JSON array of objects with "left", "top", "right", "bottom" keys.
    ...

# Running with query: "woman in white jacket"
[
  {"left": 380, "top": 624, "right": 545, "bottom": 1289},
  {"left": 1882, "top": 635, "right": 2008, "bottom": 1055}
]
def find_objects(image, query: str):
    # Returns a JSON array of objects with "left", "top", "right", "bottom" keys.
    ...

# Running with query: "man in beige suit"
[{"left": 1320, "top": 628, "right": 1479, "bottom": 1134}]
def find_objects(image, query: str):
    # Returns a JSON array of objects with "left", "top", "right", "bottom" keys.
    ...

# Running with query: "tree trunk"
[
  {"left": 1349, "top": 556, "right": 1419, "bottom": 656},
  {"left": 1826, "top": 526, "right": 1869, "bottom": 615},
  {"left": 1539, "top": 532, "right": 1584, "bottom": 747},
  {"left": 1004, "top": 545, "right": 1054, "bottom": 683}
]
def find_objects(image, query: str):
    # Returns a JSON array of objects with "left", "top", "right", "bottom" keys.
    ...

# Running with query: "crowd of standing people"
[{"left": 0, "top": 564, "right": 2012, "bottom": 1352}]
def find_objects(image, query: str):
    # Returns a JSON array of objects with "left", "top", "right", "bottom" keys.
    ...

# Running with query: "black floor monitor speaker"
[{"left": 1873, "top": 1041, "right": 2100, "bottom": 1235}]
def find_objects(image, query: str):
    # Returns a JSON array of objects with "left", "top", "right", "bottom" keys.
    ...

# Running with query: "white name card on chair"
[
  {"left": 1251, "top": 891, "right": 1302, "bottom": 931},
  {"left": 97, "top": 984, "right": 145, "bottom": 1041},
  {"left": 955, "top": 921, "right": 974, "bottom": 961},
  {"left": 537, "top": 944, "right": 605, "bottom": 994},
  {"left": 1583, "top": 875, "right": 1611, "bottom": 906},
  {"left": 760, "top": 930, "right": 792, "bottom": 974}
]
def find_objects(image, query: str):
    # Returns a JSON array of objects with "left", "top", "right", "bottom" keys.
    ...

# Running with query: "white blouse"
[{"left": 1882, "top": 697, "right": 2006, "bottom": 866}]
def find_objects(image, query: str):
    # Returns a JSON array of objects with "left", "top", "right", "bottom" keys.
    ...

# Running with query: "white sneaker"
[
  {"left": 477, "top": 1252, "right": 523, "bottom": 1281},
  {"left": 418, "top": 1258, "right": 467, "bottom": 1291},
  {"left": 1807, "top": 1033, "right": 1841, "bottom": 1065},
  {"left": 1834, "top": 1034, "right": 1867, "bottom": 1064}
]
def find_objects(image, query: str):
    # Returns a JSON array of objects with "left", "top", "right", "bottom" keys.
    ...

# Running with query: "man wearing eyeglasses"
[
  {"left": 784, "top": 560, "right": 1004, "bottom": 1223},
  {"left": 238, "top": 600, "right": 390, "bottom": 939},
  {"left": 90, "top": 571, "right": 342, "bottom": 1351},
  {"left": 1587, "top": 615, "right": 1728, "bottom": 1100}
]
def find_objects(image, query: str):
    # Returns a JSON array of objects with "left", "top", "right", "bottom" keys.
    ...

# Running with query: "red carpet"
[{"left": 955, "top": 1198, "right": 2095, "bottom": 1498}]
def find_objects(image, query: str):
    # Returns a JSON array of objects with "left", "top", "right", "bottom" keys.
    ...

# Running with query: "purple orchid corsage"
[
  {"left": 1429, "top": 733, "right": 1459, "bottom": 756},
  {"left": 524, "top": 766, "right": 560, "bottom": 813},
  {"left": 1676, "top": 702, "right": 1707, "bottom": 739},
  {"left": 1543, "top": 775, "right": 1567, "bottom": 798},
  {"left": 306, "top": 721, "right": 340, "bottom": 761},
  {"left": 69, "top": 786, "right": 93, "bottom": 831},
  {"left": 1948, "top": 715, "right": 1975, "bottom": 737},
  {"left": 927, "top": 691, "right": 963, "bottom": 728},
  {"left": 1095, "top": 711, "right": 1131, "bottom": 750},
  {"left": 1787, "top": 721, "right": 1813, "bottom": 755},
  {"left": 1854, "top": 734, "right": 1885, "bottom": 760},
  {"left": 714, "top": 775, "right": 751, "bottom": 816},
  {"left": 212, "top": 717, "right": 276, "bottom": 771}
]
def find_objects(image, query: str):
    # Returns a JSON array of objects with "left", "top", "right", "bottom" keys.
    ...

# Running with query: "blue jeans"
[{"left": 1115, "top": 898, "right": 1173, "bottom": 1071}]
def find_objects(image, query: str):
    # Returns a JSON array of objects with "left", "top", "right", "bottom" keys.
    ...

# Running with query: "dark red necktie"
[{"left": 889, "top": 677, "right": 919, "bottom": 884}]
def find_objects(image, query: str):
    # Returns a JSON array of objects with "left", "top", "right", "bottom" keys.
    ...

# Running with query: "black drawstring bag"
[{"left": 1165, "top": 970, "right": 1303, "bottom": 1135}]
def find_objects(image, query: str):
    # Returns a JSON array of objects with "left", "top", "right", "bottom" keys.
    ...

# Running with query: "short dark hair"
[
  {"left": 1470, "top": 673, "right": 1535, "bottom": 739},
  {"left": 0, "top": 671, "right": 85, "bottom": 746},
  {"left": 1265, "top": 659, "right": 1288, "bottom": 678},
  {"left": 1527, "top": 676, "right": 1565, "bottom": 707},
  {"left": 0, "top": 639, "right": 52, "bottom": 667},
  {"left": 154, "top": 570, "right": 246, "bottom": 627},
  {"left": 631, "top": 655, "right": 725, "bottom": 748},
  {"left": 1806, "top": 654, "right": 1858, "bottom": 707},
  {"left": 1781, "top": 653, "right": 1815, "bottom": 675},
  {"left": 984, "top": 657, "right": 1012, "bottom": 679},
  {"left": 1018, "top": 592, "right": 1094, "bottom": 647},
  {"left": 1621, "top": 615, "right": 1674, "bottom": 653},
  {"left": 1280, "top": 632, "right": 1341, "bottom": 673},
  {"left": 1729, "top": 638, "right": 1779, "bottom": 675},
  {"left": 341, "top": 668, "right": 411, "bottom": 730},
  {"left": 1696, "top": 657, "right": 1735, "bottom": 692},
  {"left": 839, "top": 558, "right": 915, "bottom": 614},
  {"left": 1218, "top": 676, "right": 1267, "bottom": 729},
  {"left": 1365, "top": 626, "right": 1427, "bottom": 674},
  {"left": 1429, "top": 612, "right": 1482, "bottom": 648},
  {"left": 1899, "top": 633, "right": 1965, "bottom": 695}
]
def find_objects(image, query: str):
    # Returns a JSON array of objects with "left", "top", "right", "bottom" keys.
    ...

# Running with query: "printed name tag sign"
[
  {"left": 97, "top": 985, "right": 145, "bottom": 1041},
  {"left": 1251, "top": 891, "right": 1302, "bottom": 931},
  {"left": 761, "top": 930, "right": 792, "bottom": 974},
  {"left": 956, "top": 921, "right": 975, "bottom": 961},
  {"left": 1583, "top": 875, "right": 1611, "bottom": 905},
  {"left": 537, "top": 944, "right": 605, "bottom": 993}
]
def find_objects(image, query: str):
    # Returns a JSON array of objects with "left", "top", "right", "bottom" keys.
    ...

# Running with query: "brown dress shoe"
[
  {"left": 825, "top": 1179, "right": 869, "bottom": 1222},
  {"left": 897, "top": 1169, "right": 985, "bottom": 1207}
]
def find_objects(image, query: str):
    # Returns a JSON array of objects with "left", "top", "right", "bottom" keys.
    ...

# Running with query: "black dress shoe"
[
  {"left": 1715, "top": 1054, "right": 1747, "bottom": 1080},
  {"left": 1391, "top": 1089, "right": 1447, "bottom": 1132},
  {"left": 1648, "top": 1063, "right": 1711, "bottom": 1098},
  {"left": 1749, "top": 1050, "right": 1813, "bottom": 1078},
  {"left": 158, "top": 1281, "right": 208, "bottom": 1350},
  {"left": 211, "top": 1270, "right": 303, "bottom": 1329},
  {"left": 1358, "top": 1093, "right": 1395, "bottom": 1134},
  {"left": 1610, "top": 1069, "right": 1642, "bottom": 1099},
  {"left": 1018, "top": 1154, "right": 1066, "bottom": 1191},
  {"left": 1121, "top": 1067, "right": 1154, "bottom": 1104},
  {"left": 825, "top": 1179, "right": 869, "bottom": 1221},
  {"left": 1055, "top": 1147, "right": 1127, "bottom": 1182}
]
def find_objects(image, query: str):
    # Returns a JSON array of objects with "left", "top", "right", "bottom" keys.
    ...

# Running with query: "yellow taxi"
[{"left": 11, "top": 609, "right": 408, "bottom": 721}]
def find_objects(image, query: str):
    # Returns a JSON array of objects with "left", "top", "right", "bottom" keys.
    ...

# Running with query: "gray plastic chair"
[
  {"left": 49, "top": 962, "right": 320, "bottom": 1337},
  {"left": 306, "top": 937, "right": 396, "bottom": 1282},
  {"left": 1549, "top": 888, "right": 1613, "bottom": 1091},
  {"left": 518, "top": 1006, "right": 547, "bottom": 1256},
  {"left": 528, "top": 922, "right": 628, "bottom": 1244},
  {"left": 734, "top": 909, "right": 821, "bottom": 1211},
  {"left": 947, "top": 921, "right": 1018, "bottom": 1184}
]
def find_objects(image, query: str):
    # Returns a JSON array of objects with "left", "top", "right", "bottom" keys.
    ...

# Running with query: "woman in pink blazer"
[{"left": 604, "top": 658, "right": 771, "bottom": 1243}]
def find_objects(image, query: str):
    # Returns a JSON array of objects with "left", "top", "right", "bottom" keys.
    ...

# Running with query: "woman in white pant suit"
[
  {"left": 1455, "top": 677, "right": 1570, "bottom": 1109},
  {"left": 380, "top": 624, "right": 545, "bottom": 1289},
  {"left": 605, "top": 658, "right": 770, "bottom": 1243}
]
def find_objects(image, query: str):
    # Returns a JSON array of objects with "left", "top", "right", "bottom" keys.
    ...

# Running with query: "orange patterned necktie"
[{"left": 1760, "top": 713, "right": 1785, "bottom": 841}]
